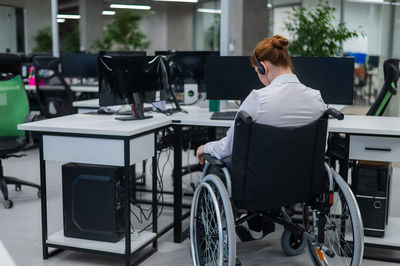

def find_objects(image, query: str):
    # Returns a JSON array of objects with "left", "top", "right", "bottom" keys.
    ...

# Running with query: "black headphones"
[{"left": 253, "top": 52, "right": 265, "bottom": 75}]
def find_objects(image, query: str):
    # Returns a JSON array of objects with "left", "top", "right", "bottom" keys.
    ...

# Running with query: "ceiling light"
[
  {"left": 57, "top": 14, "right": 81, "bottom": 19},
  {"left": 197, "top": 8, "right": 221, "bottom": 14},
  {"left": 154, "top": 0, "right": 198, "bottom": 3},
  {"left": 110, "top": 4, "right": 151, "bottom": 10},
  {"left": 102, "top": 10, "right": 116, "bottom": 15},
  {"left": 57, "top": 18, "right": 65, "bottom": 23},
  {"left": 347, "top": 0, "right": 388, "bottom": 4},
  {"left": 267, "top": 3, "right": 272, "bottom": 8}
]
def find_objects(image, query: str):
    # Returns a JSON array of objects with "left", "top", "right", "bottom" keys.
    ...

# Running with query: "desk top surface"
[
  {"left": 18, "top": 105, "right": 400, "bottom": 137},
  {"left": 73, "top": 98, "right": 99, "bottom": 108},
  {"left": 19, "top": 113, "right": 171, "bottom": 136},
  {"left": 25, "top": 84, "right": 98, "bottom": 93}
]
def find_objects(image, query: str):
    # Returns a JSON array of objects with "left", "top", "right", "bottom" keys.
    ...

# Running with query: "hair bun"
[{"left": 272, "top": 35, "right": 289, "bottom": 49}]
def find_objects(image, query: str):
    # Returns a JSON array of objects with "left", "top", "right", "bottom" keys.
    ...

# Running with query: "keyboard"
[{"left": 210, "top": 111, "right": 237, "bottom": 120}]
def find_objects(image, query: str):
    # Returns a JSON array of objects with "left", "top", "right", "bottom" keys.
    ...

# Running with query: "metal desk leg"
[
  {"left": 152, "top": 134, "right": 158, "bottom": 249},
  {"left": 173, "top": 125, "right": 183, "bottom": 243},
  {"left": 124, "top": 139, "right": 131, "bottom": 266},
  {"left": 340, "top": 134, "right": 350, "bottom": 183},
  {"left": 39, "top": 134, "right": 49, "bottom": 259}
]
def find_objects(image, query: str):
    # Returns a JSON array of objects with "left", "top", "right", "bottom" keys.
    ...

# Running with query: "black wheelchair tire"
[{"left": 281, "top": 229, "right": 305, "bottom": 256}]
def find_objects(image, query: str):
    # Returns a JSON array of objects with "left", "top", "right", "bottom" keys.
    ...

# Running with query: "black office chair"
[
  {"left": 190, "top": 109, "right": 364, "bottom": 265},
  {"left": 0, "top": 53, "right": 40, "bottom": 209},
  {"left": 329, "top": 58, "right": 400, "bottom": 176},
  {"left": 33, "top": 56, "right": 74, "bottom": 118}
]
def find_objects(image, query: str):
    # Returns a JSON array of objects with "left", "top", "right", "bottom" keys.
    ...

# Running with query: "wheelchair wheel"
[
  {"left": 281, "top": 229, "right": 305, "bottom": 256},
  {"left": 304, "top": 170, "right": 364, "bottom": 266},
  {"left": 190, "top": 174, "right": 236, "bottom": 266}
]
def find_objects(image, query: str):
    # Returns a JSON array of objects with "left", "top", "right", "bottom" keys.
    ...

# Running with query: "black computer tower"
[
  {"left": 62, "top": 163, "right": 125, "bottom": 243},
  {"left": 352, "top": 161, "right": 392, "bottom": 237}
]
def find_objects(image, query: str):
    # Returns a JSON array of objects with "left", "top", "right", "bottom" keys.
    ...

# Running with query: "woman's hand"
[{"left": 196, "top": 145, "right": 205, "bottom": 165}]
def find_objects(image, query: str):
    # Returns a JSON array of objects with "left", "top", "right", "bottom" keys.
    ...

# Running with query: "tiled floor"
[{"left": 0, "top": 148, "right": 399, "bottom": 265}]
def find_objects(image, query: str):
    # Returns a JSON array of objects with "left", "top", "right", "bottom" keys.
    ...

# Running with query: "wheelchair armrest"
[
  {"left": 326, "top": 108, "right": 344, "bottom": 120},
  {"left": 204, "top": 153, "right": 226, "bottom": 167}
]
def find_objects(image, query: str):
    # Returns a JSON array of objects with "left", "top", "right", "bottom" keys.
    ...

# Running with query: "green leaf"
[
  {"left": 285, "top": 0, "right": 361, "bottom": 56},
  {"left": 91, "top": 10, "right": 151, "bottom": 51}
]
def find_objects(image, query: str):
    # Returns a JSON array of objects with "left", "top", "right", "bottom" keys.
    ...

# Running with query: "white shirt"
[{"left": 204, "top": 74, "right": 327, "bottom": 159}]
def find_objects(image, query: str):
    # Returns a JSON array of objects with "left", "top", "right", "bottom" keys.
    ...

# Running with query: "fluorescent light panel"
[
  {"left": 57, "top": 14, "right": 81, "bottom": 19},
  {"left": 57, "top": 18, "right": 65, "bottom": 23},
  {"left": 154, "top": 0, "right": 198, "bottom": 3},
  {"left": 347, "top": 0, "right": 388, "bottom": 4},
  {"left": 102, "top": 10, "right": 116, "bottom": 15},
  {"left": 197, "top": 8, "right": 221, "bottom": 14},
  {"left": 110, "top": 4, "right": 151, "bottom": 10}
]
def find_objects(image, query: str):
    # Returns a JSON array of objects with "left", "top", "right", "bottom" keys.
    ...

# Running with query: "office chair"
[
  {"left": 33, "top": 56, "right": 74, "bottom": 118},
  {"left": 0, "top": 53, "right": 40, "bottom": 209},
  {"left": 329, "top": 58, "right": 400, "bottom": 176}
]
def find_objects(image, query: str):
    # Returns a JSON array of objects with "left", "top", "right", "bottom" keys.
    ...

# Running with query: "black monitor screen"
[
  {"left": 98, "top": 55, "right": 167, "bottom": 106},
  {"left": 173, "top": 51, "right": 219, "bottom": 82},
  {"left": 206, "top": 56, "right": 354, "bottom": 104},
  {"left": 60, "top": 53, "right": 98, "bottom": 78},
  {"left": 0, "top": 53, "right": 21, "bottom": 77},
  {"left": 368, "top": 55, "right": 380, "bottom": 69},
  {"left": 291, "top": 56, "right": 354, "bottom": 105},
  {"left": 205, "top": 56, "right": 264, "bottom": 101}
]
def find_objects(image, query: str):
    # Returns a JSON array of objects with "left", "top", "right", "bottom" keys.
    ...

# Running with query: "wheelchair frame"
[{"left": 190, "top": 161, "right": 364, "bottom": 266}]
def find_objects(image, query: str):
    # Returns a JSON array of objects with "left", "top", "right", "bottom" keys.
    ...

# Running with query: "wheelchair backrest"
[{"left": 231, "top": 111, "right": 327, "bottom": 210}]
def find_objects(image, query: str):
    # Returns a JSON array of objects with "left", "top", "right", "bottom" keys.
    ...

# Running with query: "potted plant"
[
  {"left": 284, "top": 0, "right": 362, "bottom": 57},
  {"left": 92, "top": 10, "right": 150, "bottom": 51}
]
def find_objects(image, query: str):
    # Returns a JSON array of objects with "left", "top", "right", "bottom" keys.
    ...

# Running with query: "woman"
[{"left": 196, "top": 35, "right": 327, "bottom": 241}]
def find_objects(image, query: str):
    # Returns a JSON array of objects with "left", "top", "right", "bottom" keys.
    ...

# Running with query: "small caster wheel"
[
  {"left": 281, "top": 229, "right": 305, "bottom": 256},
  {"left": 4, "top": 200, "right": 13, "bottom": 209},
  {"left": 15, "top": 185, "right": 21, "bottom": 191},
  {"left": 37, "top": 189, "right": 41, "bottom": 199}
]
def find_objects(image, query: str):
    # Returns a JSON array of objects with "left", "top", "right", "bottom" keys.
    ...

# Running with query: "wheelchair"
[{"left": 189, "top": 109, "right": 364, "bottom": 266}]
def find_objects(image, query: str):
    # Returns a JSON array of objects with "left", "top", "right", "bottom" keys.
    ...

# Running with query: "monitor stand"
[{"left": 115, "top": 93, "right": 153, "bottom": 121}]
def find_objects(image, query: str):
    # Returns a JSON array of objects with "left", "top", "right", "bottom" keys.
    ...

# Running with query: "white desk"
[
  {"left": 18, "top": 113, "right": 173, "bottom": 265},
  {"left": 25, "top": 84, "right": 98, "bottom": 93},
  {"left": 19, "top": 107, "right": 400, "bottom": 262},
  {"left": 72, "top": 98, "right": 99, "bottom": 113}
]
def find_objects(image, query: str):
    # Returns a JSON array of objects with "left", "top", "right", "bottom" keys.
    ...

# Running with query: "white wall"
[
  {"left": 24, "top": 0, "right": 51, "bottom": 53},
  {"left": 166, "top": 3, "right": 193, "bottom": 51},
  {"left": 0, "top": 6, "right": 17, "bottom": 53},
  {"left": 392, "top": 5, "right": 400, "bottom": 58},
  {"left": 141, "top": 4, "right": 168, "bottom": 54},
  {"left": 194, "top": 1, "right": 220, "bottom": 51},
  {"left": 342, "top": 2, "right": 390, "bottom": 55}
]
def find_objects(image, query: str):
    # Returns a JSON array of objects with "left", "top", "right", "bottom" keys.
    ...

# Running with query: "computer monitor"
[
  {"left": 0, "top": 53, "right": 21, "bottom": 77},
  {"left": 60, "top": 53, "right": 98, "bottom": 79},
  {"left": 368, "top": 55, "right": 380, "bottom": 69},
  {"left": 206, "top": 56, "right": 354, "bottom": 105},
  {"left": 98, "top": 55, "right": 168, "bottom": 120},
  {"left": 205, "top": 56, "right": 264, "bottom": 101},
  {"left": 174, "top": 51, "right": 219, "bottom": 81},
  {"left": 157, "top": 51, "right": 219, "bottom": 92},
  {"left": 291, "top": 56, "right": 354, "bottom": 105}
]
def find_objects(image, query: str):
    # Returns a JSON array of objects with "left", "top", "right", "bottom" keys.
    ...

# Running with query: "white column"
[
  {"left": 51, "top": 0, "right": 59, "bottom": 57},
  {"left": 220, "top": 0, "right": 229, "bottom": 56}
]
